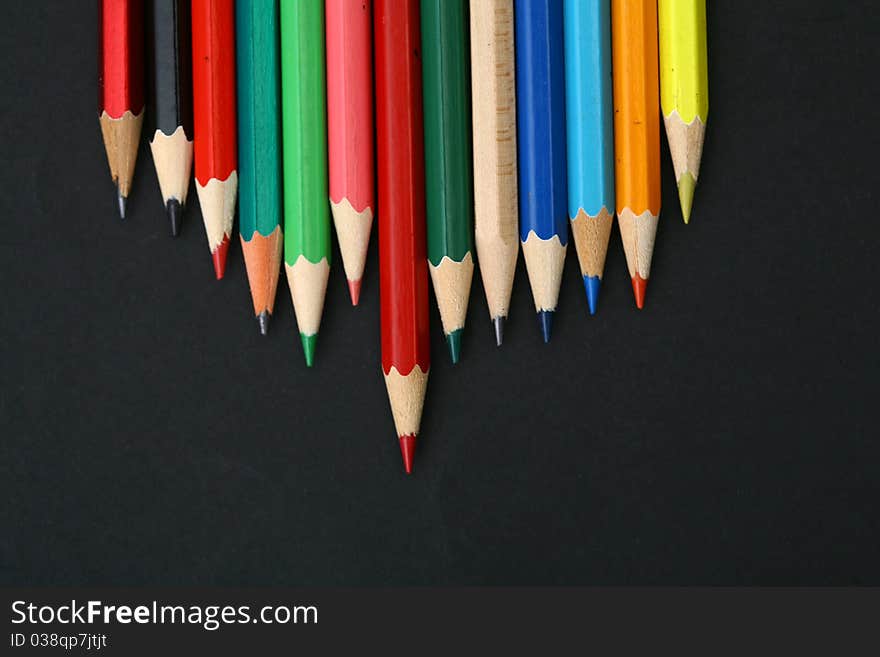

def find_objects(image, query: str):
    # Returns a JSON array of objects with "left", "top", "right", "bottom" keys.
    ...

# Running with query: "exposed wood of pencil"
[
  {"left": 241, "top": 226, "right": 283, "bottom": 319},
  {"left": 149, "top": 126, "right": 193, "bottom": 209},
  {"left": 99, "top": 111, "right": 144, "bottom": 201},
  {"left": 326, "top": 0, "right": 374, "bottom": 304},
  {"left": 469, "top": 0, "right": 519, "bottom": 336},
  {"left": 659, "top": 0, "right": 708, "bottom": 223},
  {"left": 612, "top": 0, "right": 661, "bottom": 309},
  {"left": 285, "top": 256, "right": 330, "bottom": 339},
  {"left": 663, "top": 114, "right": 704, "bottom": 224},
  {"left": 330, "top": 199, "right": 372, "bottom": 305},
  {"left": 383, "top": 366, "right": 429, "bottom": 440},
  {"left": 571, "top": 207, "right": 613, "bottom": 281},
  {"left": 195, "top": 173, "right": 237, "bottom": 278},
  {"left": 429, "top": 254, "right": 474, "bottom": 337},
  {"left": 521, "top": 232, "right": 566, "bottom": 313},
  {"left": 375, "top": 0, "right": 430, "bottom": 473}
]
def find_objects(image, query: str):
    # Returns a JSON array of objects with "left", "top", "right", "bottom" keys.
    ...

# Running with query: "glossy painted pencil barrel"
[
  {"left": 236, "top": 0, "right": 282, "bottom": 333},
  {"left": 98, "top": 0, "right": 145, "bottom": 217},
  {"left": 469, "top": 0, "right": 519, "bottom": 346},
  {"left": 514, "top": 0, "right": 568, "bottom": 341},
  {"left": 420, "top": 0, "right": 474, "bottom": 364},
  {"left": 375, "top": 0, "right": 431, "bottom": 474},
  {"left": 191, "top": 0, "right": 238, "bottom": 279},
  {"left": 659, "top": 0, "right": 708, "bottom": 223},
  {"left": 146, "top": 0, "right": 193, "bottom": 236},
  {"left": 563, "top": 0, "right": 614, "bottom": 315},
  {"left": 326, "top": 0, "right": 374, "bottom": 306},
  {"left": 280, "top": 0, "right": 331, "bottom": 367},
  {"left": 612, "top": 0, "right": 661, "bottom": 309}
]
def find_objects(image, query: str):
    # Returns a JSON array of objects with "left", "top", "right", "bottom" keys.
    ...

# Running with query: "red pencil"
[
  {"left": 98, "top": 0, "right": 144, "bottom": 219},
  {"left": 375, "top": 0, "right": 430, "bottom": 474},
  {"left": 191, "top": 0, "right": 237, "bottom": 280},
  {"left": 326, "top": 0, "right": 374, "bottom": 306}
]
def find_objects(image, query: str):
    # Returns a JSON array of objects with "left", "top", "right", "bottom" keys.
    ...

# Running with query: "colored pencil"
[
  {"left": 420, "top": 0, "right": 474, "bottom": 364},
  {"left": 375, "top": 0, "right": 430, "bottom": 474},
  {"left": 236, "top": 0, "right": 283, "bottom": 335},
  {"left": 514, "top": 0, "right": 568, "bottom": 342},
  {"left": 469, "top": 0, "right": 519, "bottom": 347},
  {"left": 659, "top": 0, "right": 708, "bottom": 223},
  {"left": 280, "top": 0, "right": 331, "bottom": 367},
  {"left": 146, "top": 0, "right": 193, "bottom": 236},
  {"left": 326, "top": 0, "right": 374, "bottom": 307},
  {"left": 612, "top": 0, "right": 661, "bottom": 309},
  {"left": 563, "top": 0, "right": 614, "bottom": 315},
  {"left": 191, "top": 0, "right": 237, "bottom": 280},
  {"left": 98, "top": 0, "right": 144, "bottom": 219}
]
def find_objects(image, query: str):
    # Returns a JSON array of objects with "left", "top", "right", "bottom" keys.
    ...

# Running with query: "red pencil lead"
[
  {"left": 348, "top": 279, "right": 362, "bottom": 306},
  {"left": 398, "top": 434, "right": 416, "bottom": 475},
  {"left": 212, "top": 234, "right": 230, "bottom": 280}
]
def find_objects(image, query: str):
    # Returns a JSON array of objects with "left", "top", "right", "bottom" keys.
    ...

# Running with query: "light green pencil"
[{"left": 280, "top": 0, "right": 331, "bottom": 367}]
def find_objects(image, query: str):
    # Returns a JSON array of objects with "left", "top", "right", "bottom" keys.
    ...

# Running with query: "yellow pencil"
[{"left": 659, "top": 0, "right": 708, "bottom": 223}]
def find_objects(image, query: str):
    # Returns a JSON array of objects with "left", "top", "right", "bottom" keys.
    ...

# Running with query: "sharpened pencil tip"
[
  {"left": 398, "top": 434, "right": 416, "bottom": 474},
  {"left": 493, "top": 316, "right": 505, "bottom": 347},
  {"left": 584, "top": 276, "right": 601, "bottom": 315},
  {"left": 347, "top": 279, "right": 362, "bottom": 306},
  {"left": 446, "top": 329, "right": 462, "bottom": 365},
  {"left": 257, "top": 310, "right": 271, "bottom": 336},
  {"left": 166, "top": 199, "right": 183, "bottom": 237},
  {"left": 300, "top": 333, "right": 317, "bottom": 367},
  {"left": 211, "top": 235, "right": 230, "bottom": 280},
  {"left": 117, "top": 188, "right": 127, "bottom": 220},
  {"left": 632, "top": 274, "right": 648, "bottom": 310},
  {"left": 538, "top": 310, "right": 553, "bottom": 343},
  {"left": 678, "top": 172, "right": 696, "bottom": 224}
]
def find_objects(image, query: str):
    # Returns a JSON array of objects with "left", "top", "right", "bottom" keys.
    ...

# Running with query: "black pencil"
[{"left": 145, "top": 0, "right": 193, "bottom": 236}]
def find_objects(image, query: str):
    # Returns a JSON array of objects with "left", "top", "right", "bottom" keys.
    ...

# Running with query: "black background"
[{"left": 2, "top": 2, "right": 878, "bottom": 586}]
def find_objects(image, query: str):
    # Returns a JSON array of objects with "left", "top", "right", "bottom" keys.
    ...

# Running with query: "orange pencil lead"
[{"left": 631, "top": 274, "right": 648, "bottom": 309}]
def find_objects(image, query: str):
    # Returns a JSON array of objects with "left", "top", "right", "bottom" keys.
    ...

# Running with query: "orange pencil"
[{"left": 611, "top": 0, "right": 661, "bottom": 309}]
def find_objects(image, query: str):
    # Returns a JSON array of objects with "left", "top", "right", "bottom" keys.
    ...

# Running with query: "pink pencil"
[{"left": 326, "top": 0, "right": 375, "bottom": 306}]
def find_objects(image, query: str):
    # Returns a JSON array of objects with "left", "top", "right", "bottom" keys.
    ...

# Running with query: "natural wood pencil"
[{"left": 469, "top": 0, "right": 519, "bottom": 347}]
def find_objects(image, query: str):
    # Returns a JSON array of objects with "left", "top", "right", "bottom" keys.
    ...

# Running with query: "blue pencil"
[
  {"left": 514, "top": 0, "right": 568, "bottom": 343},
  {"left": 563, "top": 0, "right": 615, "bottom": 315}
]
